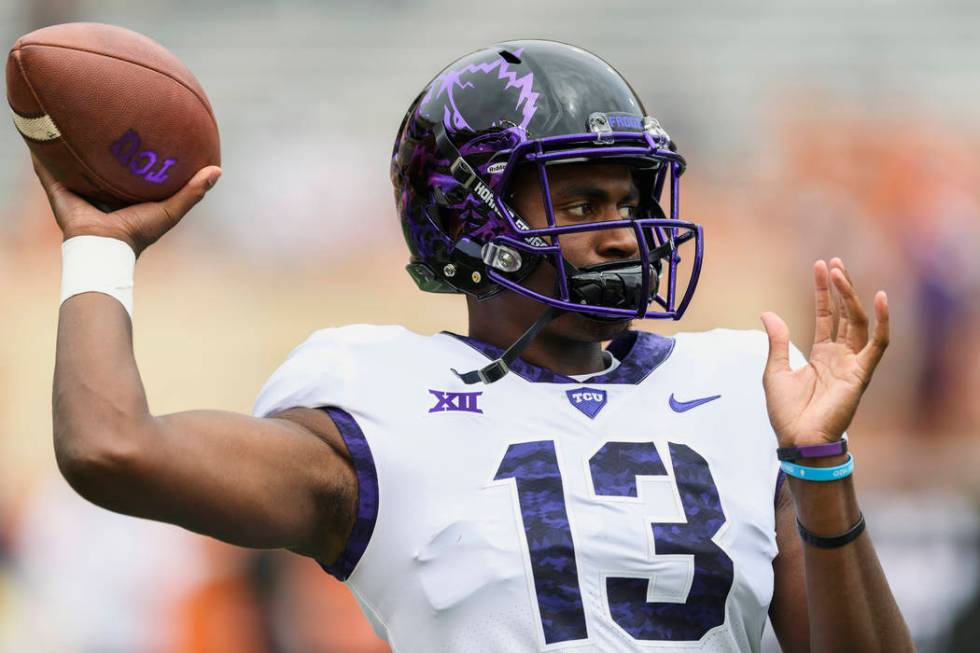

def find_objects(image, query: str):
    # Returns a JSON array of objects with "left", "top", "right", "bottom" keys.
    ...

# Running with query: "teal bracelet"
[{"left": 780, "top": 453, "right": 854, "bottom": 482}]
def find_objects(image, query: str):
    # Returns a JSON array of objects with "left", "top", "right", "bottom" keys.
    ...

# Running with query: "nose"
[{"left": 594, "top": 222, "right": 640, "bottom": 261}]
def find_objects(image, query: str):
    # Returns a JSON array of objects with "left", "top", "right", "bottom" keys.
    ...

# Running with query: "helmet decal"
[{"left": 420, "top": 51, "right": 540, "bottom": 133}]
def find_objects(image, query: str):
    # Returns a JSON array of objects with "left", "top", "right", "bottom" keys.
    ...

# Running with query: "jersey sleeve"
[
  {"left": 252, "top": 324, "right": 414, "bottom": 418},
  {"left": 252, "top": 327, "right": 392, "bottom": 585},
  {"left": 252, "top": 328, "right": 354, "bottom": 418}
]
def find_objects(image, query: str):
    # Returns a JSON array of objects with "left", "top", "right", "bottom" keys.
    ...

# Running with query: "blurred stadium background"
[{"left": 1, "top": 0, "right": 979, "bottom": 651}]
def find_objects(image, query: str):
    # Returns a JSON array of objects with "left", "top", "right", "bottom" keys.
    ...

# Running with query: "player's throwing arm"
[{"left": 13, "top": 24, "right": 359, "bottom": 565}]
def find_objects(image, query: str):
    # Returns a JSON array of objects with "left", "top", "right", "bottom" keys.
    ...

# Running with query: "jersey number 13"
[{"left": 493, "top": 440, "right": 733, "bottom": 644}]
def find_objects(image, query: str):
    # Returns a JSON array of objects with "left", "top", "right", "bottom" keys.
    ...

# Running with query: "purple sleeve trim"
[
  {"left": 318, "top": 406, "right": 378, "bottom": 582},
  {"left": 774, "top": 469, "right": 786, "bottom": 511}
]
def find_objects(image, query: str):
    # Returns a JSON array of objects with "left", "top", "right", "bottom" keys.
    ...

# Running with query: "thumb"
[
  {"left": 158, "top": 165, "right": 222, "bottom": 225},
  {"left": 760, "top": 311, "right": 791, "bottom": 376}
]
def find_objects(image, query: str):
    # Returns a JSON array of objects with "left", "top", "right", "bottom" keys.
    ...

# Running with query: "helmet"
[{"left": 391, "top": 40, "right": 703, "bottom": 321}]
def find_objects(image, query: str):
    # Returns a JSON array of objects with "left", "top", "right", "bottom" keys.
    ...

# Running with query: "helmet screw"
[
  {"left": 471, "top": 271, "right": 482, "bottom": 283},
  {"left": 443, "top": 264, "right": 457, "bottom": 278}
]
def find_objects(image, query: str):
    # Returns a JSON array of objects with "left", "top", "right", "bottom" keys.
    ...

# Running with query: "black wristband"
[{"left": 797, "top": 512, "right": 866, "bottom": 549}]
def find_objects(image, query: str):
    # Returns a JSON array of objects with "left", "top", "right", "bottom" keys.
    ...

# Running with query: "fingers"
[
  {"left": 813, "top": 260, "right": 835, "bottom": 344},
  {"left": 830, "top": 264, "right": 848, "bottom": 343},
  {"left": 829, "top": 258, "right": 869, "bottom": 351},
  {"left": 158, "top": 165, "right": 222, "bottom": 228},
  {"left": 858, "top": 290, "right": 890, "bottom": 375},
  {"left": 30, "top": 154, "right": 88, "bottom": 218},
  {"left": 829, "top": 258, "right": 849, "bottom": 343},
  {"left": 761, "top": 311, "right": 792, "bottom": 376},
  {"left": 825, "top": 257, "right": 889, "bottom": 377}
]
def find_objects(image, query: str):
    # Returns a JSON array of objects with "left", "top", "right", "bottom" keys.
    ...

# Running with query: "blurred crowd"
[{"left": 1, "top": 1, "right": 978, "bottom": 652}]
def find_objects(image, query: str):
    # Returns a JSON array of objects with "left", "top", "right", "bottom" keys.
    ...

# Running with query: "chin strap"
[{"left": 452, "top": 306, "right": 564, "bottom": 385}]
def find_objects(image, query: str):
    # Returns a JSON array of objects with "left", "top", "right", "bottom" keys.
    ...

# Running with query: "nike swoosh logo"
[{"left": 669, "top": 393, "right": 722, "bottom": 413}]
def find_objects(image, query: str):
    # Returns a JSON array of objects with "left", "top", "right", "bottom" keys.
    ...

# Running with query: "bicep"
[
  {"left": 98, "top": 407, "right": 356, "bottom": 561},
  {"left": 770, "top": 480, "right": 811, "bottom": 653}
]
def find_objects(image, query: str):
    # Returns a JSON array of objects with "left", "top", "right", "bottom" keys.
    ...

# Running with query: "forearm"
[
  {"left": 50, "top": 291, "right": 356, "bottom": 557},
  {"left": 790, "top": 457, "right": 913, "bottom": 652},
  {"left": 53, "top": 292, "right": 152, "bottom": 467}
]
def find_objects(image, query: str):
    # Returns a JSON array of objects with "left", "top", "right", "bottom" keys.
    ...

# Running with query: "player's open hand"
[
  {"left": 760, "top": 258, "right": 890, "bottom": 448},
  {"left": 32, "top": 154, "right": 221, "bottom": 256}
]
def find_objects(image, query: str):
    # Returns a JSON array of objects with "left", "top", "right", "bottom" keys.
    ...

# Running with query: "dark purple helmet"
[{"left": 391, "top": 40, "right": 703, "bottom": 320}]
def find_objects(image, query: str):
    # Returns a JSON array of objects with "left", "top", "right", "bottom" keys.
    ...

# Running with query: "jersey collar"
[{"left": 442, "top": 330, "right": 675, "bottom": 385}]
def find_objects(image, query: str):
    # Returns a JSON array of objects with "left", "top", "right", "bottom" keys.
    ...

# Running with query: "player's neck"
[
  {"left": 517, "top": 332, "right": 609, "bottom": 377},
  {"left": 466, "top": 313, "right": 609, "bottom": 378}
]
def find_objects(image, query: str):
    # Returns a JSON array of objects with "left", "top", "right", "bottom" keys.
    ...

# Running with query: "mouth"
[{"left": 565, "top": 259, "right": 661, "bottom": 317}]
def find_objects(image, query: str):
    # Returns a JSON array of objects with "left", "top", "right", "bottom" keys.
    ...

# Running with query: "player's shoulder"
[
  {"left": 672, "top": 327, "right": 769, "bottom": 357},
  {"left": 670, "top": 327, "right": 807, "bottom": 370},
  {"left": 298, "top": 323, "right": 423, "bottom": 348},
  {"left": 253, "top": 324, "right": 434, "bottom": 418},
  {"left": 285, "top": 323, "right": 447, "bottom": 374},
  {"left": 286, "top": 323, "right": 432, "bottom": 362},
  {"left": 305, "top": 324, "right": 424, "bottom": 345}
]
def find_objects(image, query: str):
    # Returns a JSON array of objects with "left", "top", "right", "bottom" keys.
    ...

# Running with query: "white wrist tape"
[{"left": 60, "top": 236, "right": 136, "bottom": 318}]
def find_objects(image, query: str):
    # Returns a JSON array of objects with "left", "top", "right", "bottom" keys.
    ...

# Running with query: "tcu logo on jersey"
[
  {"left": 565, "top": 387, "right": 608, "bottom": 419},
  {"left": 109, "top": 129, "right": 178, "bottom": 184},
  {"left": 428, "top": 389, "right": 483, "bottom": 414}
]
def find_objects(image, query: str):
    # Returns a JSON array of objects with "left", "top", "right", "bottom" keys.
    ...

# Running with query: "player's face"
[
  {"left": 509, "top": 162, "right": 642, "bottom": 267},
  {"left": 506, "top": 162, "right": 642, "bottom": 341}
]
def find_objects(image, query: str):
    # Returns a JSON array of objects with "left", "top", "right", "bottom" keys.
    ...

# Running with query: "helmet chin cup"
[{"left": 566, "top": 260, "right": 661, "bottom": 317}]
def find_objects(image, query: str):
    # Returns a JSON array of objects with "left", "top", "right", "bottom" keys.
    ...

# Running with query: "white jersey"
[{"left": 253, "top": 325, "right": 800, "bottom": 653}]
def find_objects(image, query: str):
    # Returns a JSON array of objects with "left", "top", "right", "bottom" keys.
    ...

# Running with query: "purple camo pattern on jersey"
[
  {"left": 318, "top": 407, "right": 378, "bottom": 581},
  {"left": 589, "top": 441, "right": 668, "bottom": 497},
  {"left": 444, "top": 329, "right": 675, "bottom": 385},
  {"left": 494, "top": 440, "right": 589, "bottom": 643},
  {"left": 588, "top": 441, "right": 734, "bottom": 641},
  {"left": 608, "top": 442, "right": 734, "bottom": 641}
]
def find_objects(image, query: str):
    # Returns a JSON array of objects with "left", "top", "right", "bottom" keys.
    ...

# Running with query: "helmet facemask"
[{"left": 431, "top": 121, "right": 704, "bottom": 321}]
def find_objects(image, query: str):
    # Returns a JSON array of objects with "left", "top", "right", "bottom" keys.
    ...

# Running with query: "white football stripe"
[{"left": 11, "top": 110, "right": 61, "bottom": 141}]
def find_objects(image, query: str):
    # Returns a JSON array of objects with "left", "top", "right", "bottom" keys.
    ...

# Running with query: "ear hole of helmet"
[
  {"left": 632, "top": 168, "right": 668, "bottom": 220},
  {"left": 437, "top": 205, "right": 465, "bottom": 239}
]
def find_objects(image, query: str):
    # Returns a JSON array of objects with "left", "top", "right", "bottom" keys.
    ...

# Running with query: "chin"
[{"left": 550, "top": 311, "right": 634, "bottom": 343}]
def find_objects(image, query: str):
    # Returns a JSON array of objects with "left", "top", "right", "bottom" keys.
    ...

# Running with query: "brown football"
[{"left": 6, "top": 22, "right": 220, "bottom": 208}]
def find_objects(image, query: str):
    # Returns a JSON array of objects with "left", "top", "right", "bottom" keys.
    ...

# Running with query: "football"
[{"left": 5, "top": 22, "right": 220, "bottom": 208}]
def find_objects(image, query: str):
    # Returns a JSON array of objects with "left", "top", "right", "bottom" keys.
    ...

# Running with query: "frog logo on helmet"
[{"left": 420, "top": 50, "right": 540, "bottom": 133}]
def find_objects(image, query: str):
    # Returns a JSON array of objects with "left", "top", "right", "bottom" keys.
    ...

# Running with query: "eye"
[
  {"left": 563, "top": 203, "right": 593, "bottom": 220},
  {"left": 618, "top": 204, "right": 639, "bottom": 219}
]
